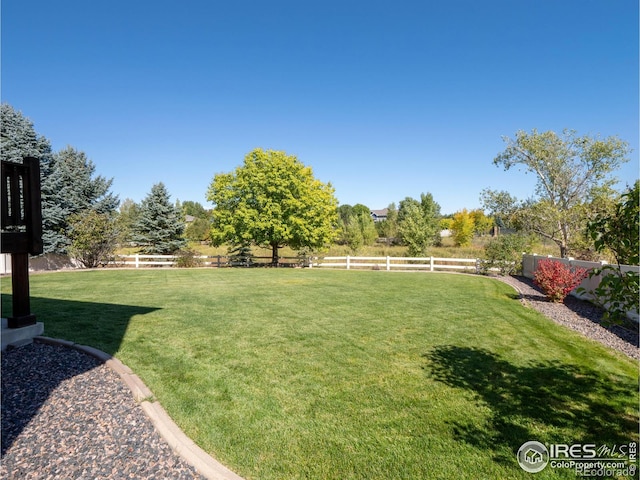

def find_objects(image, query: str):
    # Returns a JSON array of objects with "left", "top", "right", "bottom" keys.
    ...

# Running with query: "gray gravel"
[
  {"left": 1, "top": 342, "right": 206, "bottom": 480},
  {"left": 497, "top": 275, "right": 639, "bottom": 360}
]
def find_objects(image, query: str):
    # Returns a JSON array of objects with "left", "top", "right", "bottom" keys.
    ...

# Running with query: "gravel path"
[
  {"left": 497, "top": 275, "right": 639, "bottom": 360},
  {"left": 1, "top": 342, "right": 206, "bottom": 480},
  {"left": 1, "top": 275, "right": 637, "bottom": 479}
]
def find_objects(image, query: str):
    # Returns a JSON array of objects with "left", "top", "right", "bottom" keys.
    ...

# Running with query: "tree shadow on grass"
[
  {"left": 1, "top": 295, "right": 159, "bottom": 455},
  {"left": 423, "top": 346, "right": 639, "bottom": 465}
]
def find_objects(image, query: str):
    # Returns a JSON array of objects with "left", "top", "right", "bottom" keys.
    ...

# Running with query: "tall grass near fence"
[{"left": 2, "top": 269, "right": 636, "bottom": 479}]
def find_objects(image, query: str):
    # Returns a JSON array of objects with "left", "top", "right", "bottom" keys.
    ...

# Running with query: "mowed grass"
[{"left": 2, "top": 269, "right": 637, "bottom": 479}]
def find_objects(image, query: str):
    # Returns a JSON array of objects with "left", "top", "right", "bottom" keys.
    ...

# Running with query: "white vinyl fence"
[
  {"left": 110, "top": 254, "right": 308, "bottom": 268},
  {"left": 112, "top": 254, "right": 226, "bottom": 268},
  {"left": 311, "top": 256, "right": 481, "bottom": 272}
]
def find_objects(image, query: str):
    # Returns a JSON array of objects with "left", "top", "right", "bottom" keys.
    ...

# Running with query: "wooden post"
[
  {"left": 1, "top": 158, "right": 42, "bottom": 329},
  {"left": 8, "top": 253, "right": 36, "bottom": 328}
]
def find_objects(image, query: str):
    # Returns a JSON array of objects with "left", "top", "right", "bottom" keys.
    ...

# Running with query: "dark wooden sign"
[{"left": 1, "top": 157, "right": 43, "bottom": 328}]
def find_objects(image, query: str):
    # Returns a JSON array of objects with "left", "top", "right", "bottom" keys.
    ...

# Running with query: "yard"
[{"left": 2, "top": 269, "right": 637, "bottom": 479}]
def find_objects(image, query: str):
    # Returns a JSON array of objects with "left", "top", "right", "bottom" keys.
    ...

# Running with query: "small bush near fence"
[
  {"left": 174, "top": 249, "right": 204, "bottom": 268},
  {"left": 534, "top": 259, "right": 588, "bottom": 303},
  {"left": 480, "top": 234, "right": 533, "bottom": 276}
]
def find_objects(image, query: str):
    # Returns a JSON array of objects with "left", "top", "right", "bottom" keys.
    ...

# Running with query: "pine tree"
[
  {"left": 0, "top": 104, "right": 54, "bottom": 175},
  {"left": 132, "top": 183, "right": 186, "bottom": 254},
  {"left": 43, "top": 146, "right": 119, "bottom": 253},
  {"left": 1, "top": 105, "right": 118, "bottom": 254}
]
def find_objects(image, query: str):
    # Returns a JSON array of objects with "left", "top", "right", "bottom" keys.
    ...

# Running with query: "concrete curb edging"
[{"left": 34, "top": 336, "right": 244, "bottom": 480}]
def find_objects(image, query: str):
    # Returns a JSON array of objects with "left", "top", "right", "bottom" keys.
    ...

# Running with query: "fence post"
[
  {"left": 135, "top": 253, "right": 139, "bottom": 269},
  {"left": 386, "top": 256, "right": 390, "bottom": 271},
  {"left": 430, "top": 256, "right": 434, "bottom": 272},
  {"left": 346, "top": 255, "right": 350, "bottom": 270}
]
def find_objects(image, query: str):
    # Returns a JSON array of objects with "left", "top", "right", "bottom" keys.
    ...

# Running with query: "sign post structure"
[{"left": 1, "top": 157, "right": 43, "bottom": 328}]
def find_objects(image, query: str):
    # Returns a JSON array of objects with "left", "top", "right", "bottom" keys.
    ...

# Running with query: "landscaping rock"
[
  {"left": 1, "top": 342, "right": 206, "bottom": 479},
  {"left": 497, "top": 275, "right": 639, "bottom": 360}
]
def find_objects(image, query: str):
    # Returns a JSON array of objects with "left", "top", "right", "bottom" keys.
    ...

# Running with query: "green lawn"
[{"left": 2, "top": 269, "right": 637, "bottom": 479}]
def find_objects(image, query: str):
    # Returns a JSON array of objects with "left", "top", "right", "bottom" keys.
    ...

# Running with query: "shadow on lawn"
[
  {"left": 1, "top": 295, "right": 159, "bottom": 455},
  {"left": 424, "top": 346, "right": 639, "bottom": 464},
  {"left": 2, "top": 294, "right": 160, "bottom": 355}
]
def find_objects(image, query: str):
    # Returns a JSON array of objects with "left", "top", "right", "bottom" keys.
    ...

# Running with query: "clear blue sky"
[{"left": 2, "top": 0, "right": 638, "bottom": 214}]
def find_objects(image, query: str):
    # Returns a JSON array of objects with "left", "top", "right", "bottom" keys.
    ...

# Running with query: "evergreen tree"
[
  {"left": 0, "top": 104, "right": 54, "bottom": 175},
  {"left": 43, "top": 146, "right": 119, "bottom": 253},
  {"left": 132, "top": 183, "right": 186, "bottom": 254},
  {"left": 1, "top": 105, "right": 119, "bottom": 254}
]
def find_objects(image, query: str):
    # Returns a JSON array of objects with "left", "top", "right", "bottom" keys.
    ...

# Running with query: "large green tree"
[
  {"left": 450, "top": 209, "right": 475, "bottom": 247},
  {"left": 117, "top": 198, "right": 141, "bottom": 243},
  {"left": 376, "top": 203, "right": 398, "bottom": 245},
  {"left": 207, "top": 148, "right": 338, "bottom": 265},
  {"left": 132, "top": 183, "right": 186, "bottom": 254},
  {"left": 337, "top": 204, "right": 377, "bottom": 252},
  {"left": 179, "top": 200, "right": 212, "bottom": 242},
  {"left": 490, "top": 129, "right": 630, "bottom": 258},
  {"left": 397, "top": 193, "right": 441, "bottom": 256}
]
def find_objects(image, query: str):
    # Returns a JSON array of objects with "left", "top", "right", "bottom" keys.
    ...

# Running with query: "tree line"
[{"left": 1, "top": 103, "right": 637, "bottom": 269}]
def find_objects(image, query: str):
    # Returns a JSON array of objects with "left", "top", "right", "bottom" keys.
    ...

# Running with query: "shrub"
[
  {"left": 174, "top": 249, "right": 203, "bottom": 268},
  {"left": 481, "top": 233, "right": 532, "bottom": 275},
  {"left": 68, "top": 210, "right": 120, "bottom": 268},
  {"left": 534, "top": 259, "right": 588, "bottom": 302}
]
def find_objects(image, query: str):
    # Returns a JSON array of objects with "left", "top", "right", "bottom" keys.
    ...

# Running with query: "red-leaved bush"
[{"left": 534, "top": 259, "right": 588, "bottom": 302}]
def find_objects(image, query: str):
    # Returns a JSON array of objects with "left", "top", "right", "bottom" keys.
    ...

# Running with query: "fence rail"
[
  {"left": 107, "top": 254, "right": 484, "bottom": 272},
  {"left": 110, "top": 254, "right": 309, "bottom": 268},
  {"left": 311, "top": 256, "right": 481, "bottom": 272}
]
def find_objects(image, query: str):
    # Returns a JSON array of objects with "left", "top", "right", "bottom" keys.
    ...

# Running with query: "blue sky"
[{"left": 2, "top": 0, "right": 638, "bottom": 214}]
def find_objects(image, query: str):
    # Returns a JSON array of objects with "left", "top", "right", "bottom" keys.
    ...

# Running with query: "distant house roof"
[{"left": 370, "top": 209, "right": 388, "bottom": 222}]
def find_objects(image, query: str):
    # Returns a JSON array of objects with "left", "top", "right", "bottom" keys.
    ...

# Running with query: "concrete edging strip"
[{"left": 34, "top": 336, "right": 244, "bottom": 480}]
